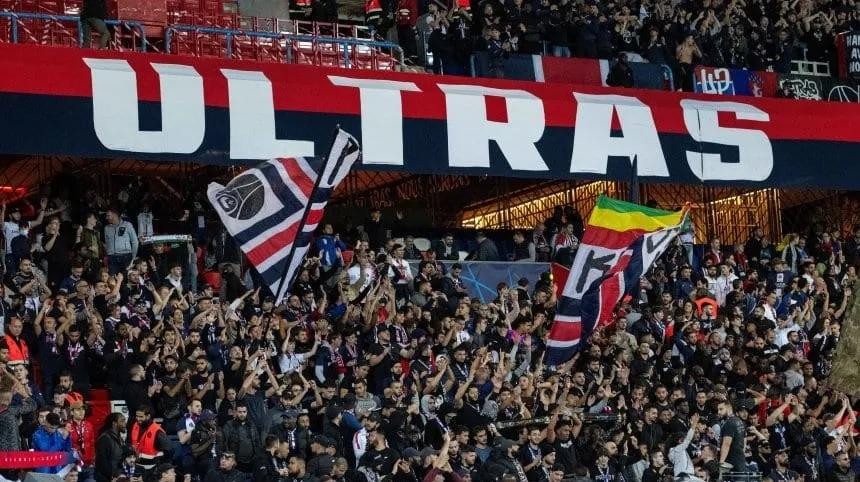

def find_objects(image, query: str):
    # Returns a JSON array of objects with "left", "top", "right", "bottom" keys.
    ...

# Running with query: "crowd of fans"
[
  {"left": 352, "top": 0, "right": 860, "bottom": 85},
  {"left": 0, "top": 180, "right": 858, "bottom": 482}
]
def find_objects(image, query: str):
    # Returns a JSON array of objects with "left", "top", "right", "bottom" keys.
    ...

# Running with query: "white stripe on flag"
[
  {"left": 241, "top": 211, "right": 302, "bottom": 254},
  {"left": 296, "top": 157, "right": 317, "bottom": 188},
  {"left": 546, "top": 338, "right": 581, "bottom": 348},
  {"left": 273, "top": 158, "right": 310, "bottom": 205},
  {"left": 533, "top": 55, "right": 545, "bottom": 82},
  {"left": 554, "top": 314, "right": 581, "bottom": 323}
]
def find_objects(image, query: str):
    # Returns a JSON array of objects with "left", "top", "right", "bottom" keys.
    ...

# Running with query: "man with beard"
[
  {"left": 286, "top": 456, "right": 315, "bottom": 482},
  {"left": 669, "top": 399, "right": 693, "bottom": 434},
  {"left": 94, "top": 412, "right": 127, "bottom": 482},
  {"left": 483, "top": 438, "right": 529, "bottom": 482},
  {"left": 458, "top": 445, "right": 481, "bottom": 480},
  {"left": 222, "top": 402, "right": 264, "bottom": 474},
  {"left": 454, "top": 379, "right": 489, "bottom": 429},
  {"left": 528, "top": 445, "right": 557, "bottom": 482},
  {"left": 642, "top": 450, "right": 671, "bottom": 482},
  {"left": 307, "top": 436, "right": 337, "bottom": 477},
  {"left": 639, "top": 406, "right": 664, "bottom": 452},
  {"left": 255, "top": 435, "right": 290, "bottom": 482},
  {"left": 123, "top": 365, "right": 160, "bottom": 421},
  {"left": 237, "top": 357, "right": 280, "bottom": 437},
  {"left": 544, "top": 415, "right": 581, "bottom": 478},
  {"left": 188, "top": 410, "right": 219, "bottom": 478},
  {"left": 104, "top": 321, "right": 137, "bottom": 398},
  {"left": 825, "top": 450, "right": 857, "bottom": 482},
  {"left": 368, "top": 327, "right": 399, "bottom": 394},
  {"left": 160, "top": 356, "right": 190, "bottom": 436},
  {"left": 768, "top": 446, "right": 800, "bottom": 481},
  {"left": 790, "top": 437, "right": 819, "bottom": 481},
  {"left": 12, "top": 258, "right": 49, "bottom": 317},
  {"left": 56, "top": 323, "right": 92, "bottom": 395},
  {"left": 717, "top": 400, "right": 747, "bottom": 473},
  {"left": 128, "top": 404, "right": 171, "bottom": 472},
  {"left": 191, "top": 358, "right": 222, "bottom": 413},
  {"left": 204, "top": 452, "right": 244, "bottom": 482},
  {"left": 358, "top": 428, "right": 398, "bottom": 475}
]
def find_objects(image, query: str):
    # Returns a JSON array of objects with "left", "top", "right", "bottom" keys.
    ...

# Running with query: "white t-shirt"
[
  {"left": 278, "top": 352, "right": 306, "bottom": 374},
  {"left": 3, "top": 220, "right": 27, "bottom": 253},
  {"left": 388, "top": 258, "right": 412, "bottom": 285}
]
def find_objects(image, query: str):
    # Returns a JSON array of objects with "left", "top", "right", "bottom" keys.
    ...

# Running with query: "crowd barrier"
[
  {"left": 0, "top": 11, "right": 147, "bottom": 50},
  {"left": 165, "top": 24, "right": 404, "bottom": 68},
  {"left": 0, "top": 11, "right": 403, "bottom": 69}
]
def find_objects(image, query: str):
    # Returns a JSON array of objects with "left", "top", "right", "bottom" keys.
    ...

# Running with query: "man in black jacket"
[
  {"left": 205, "top": 452, "right": 245, "bottom": 482},
  {"left": 482, "top": 439, "right": 529, "bottom": 482},
  {"left": 606, "top": 53, "right": 635, "bottom": 88},
  {"left": 255, "top": 435, "right": 289, "bottom": 482},
  {"left": 222, "top": 402, "right": 264, "bottom": 475},
  {"left": 94, "top": 413, "right": 127, "bottom": 482}
]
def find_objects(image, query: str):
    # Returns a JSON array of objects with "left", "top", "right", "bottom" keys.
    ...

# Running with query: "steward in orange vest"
[
  {"left": 3, "top": 334, "right": 29, "bottom": 365},
  {"left": 129, "top": 405, "right": 170, "bottom": 471}
]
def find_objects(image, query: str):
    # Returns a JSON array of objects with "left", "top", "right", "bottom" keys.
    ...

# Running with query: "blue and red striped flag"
[{"left": 207, "top": 129, "right": 360, "bottom": 303}]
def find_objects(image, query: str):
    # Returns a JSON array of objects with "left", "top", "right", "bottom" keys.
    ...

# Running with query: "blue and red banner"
[
  {"left": 472, "top": 52, "right": 670, "bottom": 90},
  {"left": 693, "top": 66, "right": 779, "bottom": 97},
  {"left": 3, "top": 44, "right": 860, "bottom": 189}
]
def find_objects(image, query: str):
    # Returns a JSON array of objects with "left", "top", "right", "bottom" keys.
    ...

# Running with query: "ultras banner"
[{"left": 2, "top": 43, "right": 860, "bottom": 188}]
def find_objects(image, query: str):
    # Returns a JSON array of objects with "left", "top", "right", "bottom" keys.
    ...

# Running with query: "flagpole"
[
  {"left": 271, "top": 127, "right": 345, "bottom": 303},
  {"left": 628, "top": 155, "right": 639, "bottom": 204}
]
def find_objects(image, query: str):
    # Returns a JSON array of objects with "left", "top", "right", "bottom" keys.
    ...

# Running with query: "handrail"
[
  {"left": 0, "top": 11, "right": 147, "bottom": 51},
  {"left": 0, "top": 11, "right": 79, "bottom": 45},
  {"left": 165, "top": 24, "right": 282, "bottom": 59},
  {"left": 165, "top": 24, "right": 404, "bottom": 67},
  {"left": 105, "top": 19, "right": 148, "bottom": 52}
]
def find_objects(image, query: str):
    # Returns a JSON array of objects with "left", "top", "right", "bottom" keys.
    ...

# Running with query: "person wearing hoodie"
[{"left": 481, "top": 438, "right": 529, "bottom": 482}]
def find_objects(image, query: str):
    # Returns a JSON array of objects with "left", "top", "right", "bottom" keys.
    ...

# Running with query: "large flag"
[
  {"left": 207, "top": 129, "right": 360, "bottom": 303},
  {"left": 546, "top": 196, "right": 688, "bottom": 366}
]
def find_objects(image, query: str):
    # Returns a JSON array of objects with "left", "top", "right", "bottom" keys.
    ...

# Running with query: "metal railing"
[
  {"left": 791, "top": 59, "right": 831, "bottom": 77},
  {"left": 284, "top": 33, "right": 404, "bottom": 69},
  {"left": 165, "top": 24, "right": 404, "bottom": 69},
  {"left": 165, "top": 24, "right": 282, "bottom": 58},
  {"left": 0, "top": 11, "right": 147, "bottom": 51}
]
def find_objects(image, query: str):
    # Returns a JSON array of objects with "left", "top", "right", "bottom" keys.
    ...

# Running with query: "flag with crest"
[{"left": 207, "top": 129, "right": 360, "bottom": 303}]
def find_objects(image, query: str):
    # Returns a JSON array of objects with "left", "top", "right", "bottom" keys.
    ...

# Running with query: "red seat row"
[{"left": 0, "top": 0, "right": 82, "bottom": 15}]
